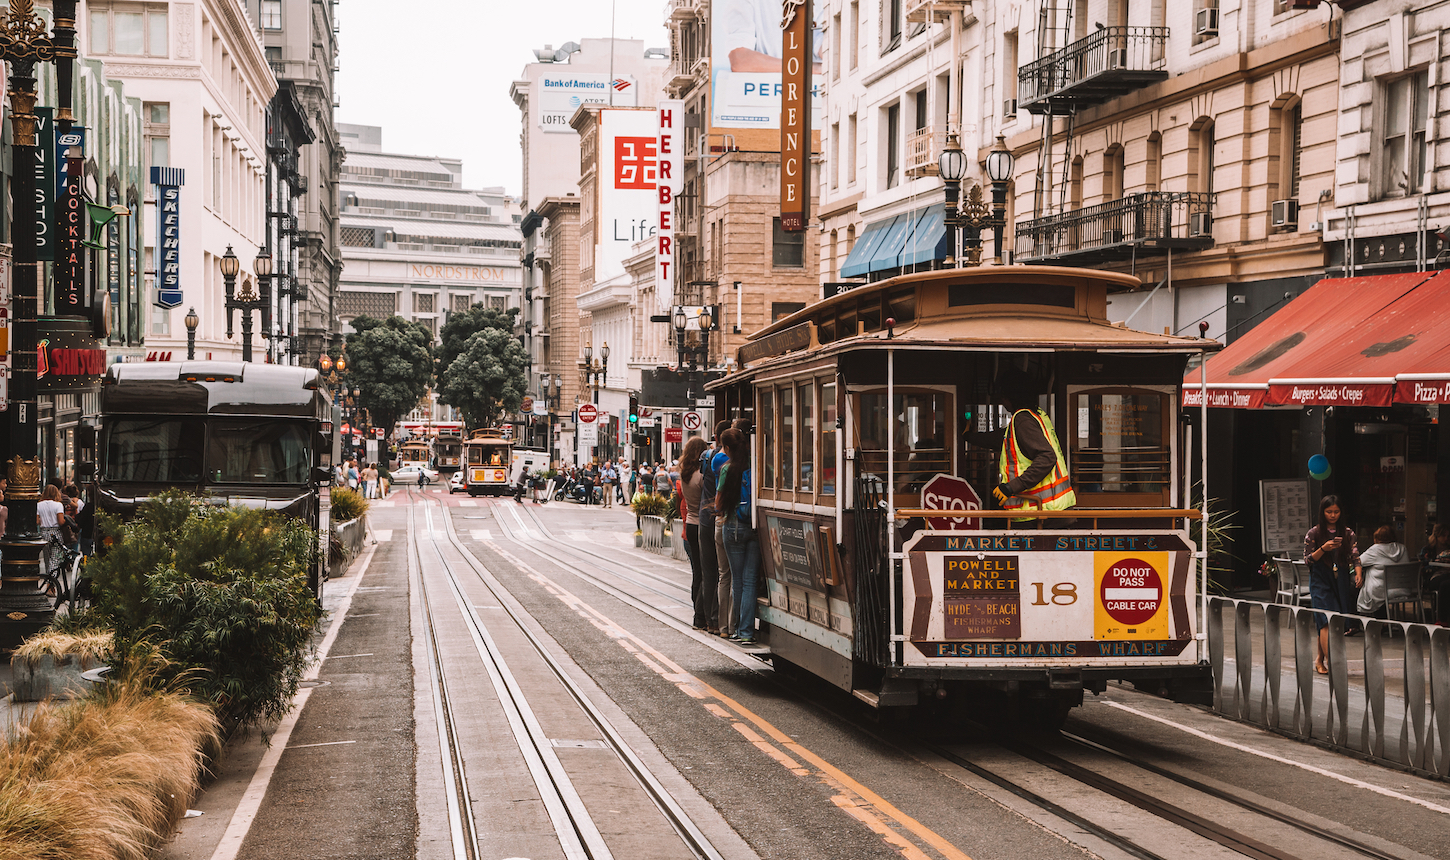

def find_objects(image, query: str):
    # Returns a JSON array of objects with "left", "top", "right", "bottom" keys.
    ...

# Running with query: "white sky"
[{"left": 335, "top": 1, "right": 670, "bottom": 196}]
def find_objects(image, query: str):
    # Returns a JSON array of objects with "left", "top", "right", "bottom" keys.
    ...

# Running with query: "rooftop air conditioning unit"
[
  {"left": 1271, "top": 199, "right": 1299, "bottom": 229},
  {"left": 1003, "top": 98, "right": 1017, "bottom": 117},
  {"left": 1195, "top": 7, "right": 1219, "bottom": 37},
  {"left": 1189, "top": 211, "right": 1213, "bottom": 237}
]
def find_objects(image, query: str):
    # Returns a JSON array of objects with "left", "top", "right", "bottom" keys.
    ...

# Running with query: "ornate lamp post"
[
  {"left": 0, "top": 0, "right": 79, "bottom": 633},
  {"left": 939, "top": 131, "right": 967, "bottom": 267},
  {"left": 984, "top": 135, "right": 1015, "bottom": 263},
  {"left": 253, "top": 248, "right": 274, "bottom": 361},
  {"left": 671, "top": 306, "right": 714, "bottom": 399},
  {"left": 184, "top": 307, "right": 199, "bottom": 360},
  {"left": 221, "top": 245, "right": 268, "bottom": 362},
  {"left": 939, "top": 131, "right": 998, "bottom": 267},
  {"left": 582, "top": 342, "right": 609, "bottom": 405}
]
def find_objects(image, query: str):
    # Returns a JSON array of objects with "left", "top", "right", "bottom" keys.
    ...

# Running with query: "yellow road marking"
[{"left": 478, "top": 545, "right": 973, "bottom": 860}]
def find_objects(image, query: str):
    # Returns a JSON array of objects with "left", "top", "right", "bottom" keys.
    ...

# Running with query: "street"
[{"left": 153, "top": 488, "right": 1450, "bottom": 860}]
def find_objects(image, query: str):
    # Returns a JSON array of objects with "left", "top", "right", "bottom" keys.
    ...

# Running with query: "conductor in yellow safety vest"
[{"left": 965, "top": 370, "right": 1076, "bottom": 514}]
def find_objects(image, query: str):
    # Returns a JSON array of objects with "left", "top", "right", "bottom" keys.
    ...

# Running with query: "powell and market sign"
[{"left": 152, "top": 167, "right": 184, "bottom": 309}]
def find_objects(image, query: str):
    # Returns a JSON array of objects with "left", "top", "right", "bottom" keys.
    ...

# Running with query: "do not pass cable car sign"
[{"left": 921, "top": 474, "right": 982, "bottom": 530}]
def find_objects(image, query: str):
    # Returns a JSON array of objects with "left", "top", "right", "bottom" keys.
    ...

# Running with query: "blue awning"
[
  {"left": 899, "top": 205, "right": 950, "bottom": 267},
  {"left": 840, "top": 217, "right": 894, "bottom": 278},
  {"left": 868, "top": 216, "right": 913, "bottom": 273}
]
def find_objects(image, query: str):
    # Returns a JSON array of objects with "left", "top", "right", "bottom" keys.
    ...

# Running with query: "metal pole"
[
  {"left": 241, "top": 301, "right": 254, "bottom": 362},
  {"left": 1199, "top": 349, "right": 1209, "bottom": 660}
]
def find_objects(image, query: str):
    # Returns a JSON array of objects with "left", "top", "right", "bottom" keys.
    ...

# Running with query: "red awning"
[{"left": 1183, "top": 270, "right": 1450, "bottom": 408}]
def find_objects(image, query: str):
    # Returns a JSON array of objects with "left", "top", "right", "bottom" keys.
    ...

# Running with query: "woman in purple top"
[{"left": 1303, "top": 494, "right": 1362, "bottom": 674}]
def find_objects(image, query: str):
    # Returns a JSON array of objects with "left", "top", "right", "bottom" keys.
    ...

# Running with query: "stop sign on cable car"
[{"left": 921, "top": 474, "right": 982, "bottom": 530}]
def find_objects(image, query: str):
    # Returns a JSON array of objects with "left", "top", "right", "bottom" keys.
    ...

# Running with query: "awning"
[
  {"left": 897, "top": 205, "right": 951, "bottom": 268},
  {"left": 1183, "top": 270, "right": 1450, "bottom": 408},
  {"left": 867, "top": 216, "right": 913, "bottom": 273},
  {"left": 840, "top": 218, "right": 893, "bottom": 278}
]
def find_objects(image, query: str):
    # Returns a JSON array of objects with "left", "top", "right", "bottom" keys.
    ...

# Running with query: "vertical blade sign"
[
  {"left": 55, "top": 156, "right": 85, "bottom": 314},
  {"left": 656, "top": 99, "right": 684, "bottom": 310},
  {"left": 152, "top": 167, "right": 185, "bottom": 309},
  {"left": 780, "top": 0, "right": 812, "bottom": 232}
]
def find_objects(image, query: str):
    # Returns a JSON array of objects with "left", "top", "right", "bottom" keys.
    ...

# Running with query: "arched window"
[
  {"left": 1103, "top": 144, "right": 1125, "bottom": 202},
  {"left": 1189, "top": 118, "right": 1215, "bottom": 196},
  {"left": 1145, "top": 132, "right": 1162, "bottom": 192}
]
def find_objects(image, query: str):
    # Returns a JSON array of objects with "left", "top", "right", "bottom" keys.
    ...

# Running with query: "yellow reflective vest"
[{"left": 998, "top": 408, "right": 1076, "bottom": 513}]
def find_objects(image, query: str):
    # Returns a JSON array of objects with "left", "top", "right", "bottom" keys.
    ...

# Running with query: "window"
[
  {"left": 489, "top": 296, "right": 508, "bottom": 311},
  {"left": 261, "top": 0, "right": 282, "bottom": 29},
  {"left": 340, "top": 226, "right": 376, "bottom": 247},
  {"left": 760, "top": 389, "right": 775, "bottom": 486},
  {"left": 779, "top": 387, "right": 795, "bottom": 490},
  {"left": 820, "top": 382, "right": 837, "bottom": 495},
  {"left": 832, "top": 12, "right": 841, "bottom": 79},
  {"left": 1145, "top": 132, "right": 1162, "bottom": 192},
  {"left": 451, "top": 293, "right": 473, "bottom": 313},
  {"left": 206, "top": 420, "right": 310, "bottom": 484},
  {"left": 105, "top": 418, "right": 204, "bottom": 483},
  {"left": 914, "top": 89, "right": 928, "bottom": 132},
  {"left": 849, "top": 1, "right": 859, "bottom": 69},
  {"left": 143, "top": 101, "right": 169, "bottom": 170},
  {"left": 772, "top": 301, "right": 806, "bottom": 322},
  {"left": 1287, "top": 103, "right": 1302, "bottom": 199},
  {"left": 1190, "top": 119, "right": 1214, "bottom": 195},
  {"left": 847, "top": 113, "right": 858, "bottom": 185},
  {"left": 885, "top": 103, "right": 901, "bottom": 189},
  {"left": 1002, "top": 30, "right": 1019, "bottom": 115},
  {"left": 90, "top": 6, "right": 168, "bottom": 57},
  {"left": 831, "top": 122, "right": 840, "bottom": 188},
  {"left": 856, "top": 390, "right": 950, "bottom": 501},
  {"left": 414, "top": 292, "right": 435, "bottom": 313},
  {"left": 772, "top": 218, "right": 805, "bottom": 268},
  {"left": 798, "top": 382, "right": 814, "bottom": 492},
  {"left": 1382, "top": 71, "right": 1429, "bottom": 198},
  {"left": 1069, "top": 387, "right": 1171, "bottom": 506},
  {"left": 1103, "top": 144, "right": 1125, "bottom": 202},
  {"left": 883, "top": 0, "right": 902, "bottom": 53}
]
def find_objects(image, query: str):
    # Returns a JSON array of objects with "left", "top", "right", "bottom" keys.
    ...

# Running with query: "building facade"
[
  {"left": 261, "top": 81, "right": 313, "bottom": 365},
  {"left": 249, "top": 0, "right": 343, "bottom": 366}
]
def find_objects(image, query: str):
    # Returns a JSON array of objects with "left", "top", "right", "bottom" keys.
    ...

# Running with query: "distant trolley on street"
[
  {"left": 396, "top": 439, "right": 432, "bottom": 470},
  {"left": 97, "top": 361, "right": 335, "bottom": 599},
  {"left": 707, "top": 265, "right": 1221, "bottom": 727},
  {"left": 433, "top": 433, "right": 463, "bottom": 472},
  {"left": 462, "top": 429, "right": 514, "bottom": 496}
]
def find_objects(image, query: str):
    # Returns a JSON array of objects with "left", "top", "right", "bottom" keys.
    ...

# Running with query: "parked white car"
[
  {"left": 449, "top": 471, "right": 466, "bottom": 494},
  {"left": 392, "top": 464, "right": 439, "bottom": 485}
]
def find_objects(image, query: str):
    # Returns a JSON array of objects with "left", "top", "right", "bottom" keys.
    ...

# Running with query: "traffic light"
[{"left": 628, "top": 394, "right": 639, "bottom": 424}]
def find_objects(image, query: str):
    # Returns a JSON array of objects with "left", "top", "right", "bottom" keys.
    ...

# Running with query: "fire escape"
[{"left": 1015, "top": 2, "right": 1212, "bottom": 265}]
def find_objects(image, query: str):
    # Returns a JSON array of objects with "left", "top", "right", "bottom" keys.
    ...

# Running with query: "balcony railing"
[
  {"left": 1018, "top": 26, "right": 1168, "bottom": 114},
  {"left": 1015, "top": 191, "right": 1215, "bottom": 265},
  {"left": 905, "top": 0, "right": 969, "bottom": 23},
  {"left": 904, "top": 126, "right": 942, "bottom": 178}
]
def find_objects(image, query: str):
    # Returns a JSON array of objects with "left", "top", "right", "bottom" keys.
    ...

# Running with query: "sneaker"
[{"left": 736, "top": 637, "right": 756, "bottom": 646}]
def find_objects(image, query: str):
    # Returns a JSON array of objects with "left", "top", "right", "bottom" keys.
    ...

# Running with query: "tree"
[
  {"left": 437, "top": 328, "right": 529, "bottom": 430},
  {"left": 437, "top": 304, "right": 519, "bottom": 370},
  {"left": 344, "top": 316, "right": 433, "bottom": 445}
]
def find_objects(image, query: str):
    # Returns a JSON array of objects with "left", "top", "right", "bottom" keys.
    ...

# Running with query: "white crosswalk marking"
[
  {"left": 566, "top": 530, "right": 591, "bottom": 541},
  {"left": 457, "top": 500, "right": 477, "bottom": 507},
  {"left": 371, "top": 500, "right": 395, "bottom": 508},
  {"left": 371, "top": 530, "right": 393, "bottom": 542},
  {"left": 471, "top": 529, "right": 493, "bottom": 541},
  {"left": 616, "top": 533, "right": 635, "bottom": 546}
]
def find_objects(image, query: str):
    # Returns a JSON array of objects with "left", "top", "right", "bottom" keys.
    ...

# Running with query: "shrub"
[
  {"left": 0, "top": 658, "right": 218, "bottom": 860},
  {"left": 328, "top": 486, "right": 369, "bottom": 523},
  {"left": 86, "top": 492, "right": 322, "bottom": 730},
  {"left": 631, "top": 493, "right": 670, "bottom": 518}
]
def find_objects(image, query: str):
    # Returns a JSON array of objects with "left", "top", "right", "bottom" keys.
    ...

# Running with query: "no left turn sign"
[{"left": 682, "top": 411, "right": 703, "bottom": 432}]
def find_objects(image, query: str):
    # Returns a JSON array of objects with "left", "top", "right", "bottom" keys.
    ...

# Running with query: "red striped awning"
[{"left": 1183, "top": 270, "right": 1450, "bottom": 408}]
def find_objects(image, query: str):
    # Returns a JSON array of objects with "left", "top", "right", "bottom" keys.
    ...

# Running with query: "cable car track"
[
  {"left": 466, "top": 495, "right": 1424, "bottom": 860},
  {"left": 408, "top": 491, "right": 725, "bottom": 860}
]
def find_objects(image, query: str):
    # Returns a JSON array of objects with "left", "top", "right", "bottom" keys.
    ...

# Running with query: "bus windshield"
[
  {"left": 105, "top": 418, "right": 205, "bottom": 483},
  {"left": 206, "top": 420, "right": 312, "bottom": 484}
]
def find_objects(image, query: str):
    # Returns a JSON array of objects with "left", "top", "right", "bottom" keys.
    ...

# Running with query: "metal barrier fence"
[
  {"left": 1208, "top": 596, "right": 1450, "bottom": 776},
  {"left": 329, "top": 516, "right": 367, "bottom": 580},
  {"left": 640, "top": 515, "right": 686, "bottom": 560}
]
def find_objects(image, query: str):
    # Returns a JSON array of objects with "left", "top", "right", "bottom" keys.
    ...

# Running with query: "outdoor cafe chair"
[
  {"left": 1383, "top": 561, "right": 1430, "bottom": 623},
  {"left": 1274, "top": 558, "right": 1309, "bottom": 605},
  {"left": 1291, "top": 560, "right": 1313, "bottom": 607}
]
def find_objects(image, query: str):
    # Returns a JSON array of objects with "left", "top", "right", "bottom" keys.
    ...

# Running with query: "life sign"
[{"left": 152, "top": 167, "right": 185, "bottom": 309}]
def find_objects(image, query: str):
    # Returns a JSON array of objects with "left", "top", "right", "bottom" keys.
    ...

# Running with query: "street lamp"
[
  {"left": 984, "top": 135, "right": 1015, "bottom": 262},
  {"left": 939, "top": 132, "right": 967, "bottom": 267},
  {"left": 583, "top": 342, "right": 608, "bottom": 405},
  {"left": 253, "top": 248, "right": 274, "bottom": 360},
  {"left": 221, "top": 245, "right": 269, "bottom": 362},
  {"left": 184, "top": 307, "right": 199, "bottom": 360}
]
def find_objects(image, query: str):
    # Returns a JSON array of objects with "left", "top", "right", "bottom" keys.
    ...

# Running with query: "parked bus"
[
  {"left": 433, "top": 433, "right": 463, "bottom": 472},
  {"left": 462, "top": 429, "right": 514, "bottom": 496},
  {"left": 707, "top": 265, "right": 1220, "bottom": 726},
  {"left": 97, "top": 361, "right": 334, "bottom": 598}
]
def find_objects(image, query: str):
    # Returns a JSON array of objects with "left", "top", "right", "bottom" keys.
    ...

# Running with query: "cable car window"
[
  {"left": 947, "top": 282, "right": 1074, "bottom": 308},
  {"left": 859, "top": 296, "right": 882, "bottom": 332},
  {"left": 838, "top": 303, "right": 857, "bottom": 339},
  {"left": 857, "top": 390, "right": 950, "bottom": 498},
  {"left": 821, "top": 382, "right": 837, "bottom": 496},
  {"left": 818, "top": 316, "right": 836, "bottom": 344},
  {"left": 104, "top": 417, "right": 204, "bottom": 483},
  {"left": 206, "top": 420, "right": 311, "bottom": 484},
  {"left": 760, "top": 388, "right": 775, "bottom": 487},
  {"left": 780, "top": 386, "right": 795, "bottom": 490},
  {"left": 467, "top": 446, "right": 483, "bottom": 465},
  {"left": 1071, "top": 388, "right": 1170, "bottom": 501},
  {"left": 798, "top": 382, "right": 814, "bottom": 493},
  {"left": 888, "top": 287, "right": 916, "bottom": 324}
]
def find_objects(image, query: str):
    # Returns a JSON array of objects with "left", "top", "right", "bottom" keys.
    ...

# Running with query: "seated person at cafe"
[
  {"left": 1421, "top": 524, "right": 1450, "bottom": 625},
  {"left": 1356, "top": 525, "right": 1408, "bottom": 617}
]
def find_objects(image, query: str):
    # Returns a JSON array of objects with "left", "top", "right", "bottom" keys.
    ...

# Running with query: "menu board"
[{"left": 1259, "top": 479, "right": 1310, "bottom": 555}]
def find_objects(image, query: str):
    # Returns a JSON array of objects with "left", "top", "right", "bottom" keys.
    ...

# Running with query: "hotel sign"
[{"left": 780, "top": 0, "right": 813, "bottom": 231}]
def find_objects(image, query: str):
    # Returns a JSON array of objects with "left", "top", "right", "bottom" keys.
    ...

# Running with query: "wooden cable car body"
[
  {"left": 462, "top": 429, "right": 514, "bottom": 496},
  {"left": 707, "top": 265, "right": 1220, "bottom": 723}
]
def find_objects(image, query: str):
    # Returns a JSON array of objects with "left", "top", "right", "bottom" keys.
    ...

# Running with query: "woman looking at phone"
[{"left": 1303, "top": 494, "right": 1362, "bottom": 675}]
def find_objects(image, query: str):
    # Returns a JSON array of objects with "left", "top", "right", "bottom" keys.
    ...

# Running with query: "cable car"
[
  {"left": 396, "top": 439, "right": 432, "bottom": 470},
  {"left": 433, "top": 433, "right": 463, "bottom": 472},
  {"left": 707, "top": 265, "right": 1220, "bottom": 725},
  {"left": 462, "top": 429, "right": 513, "bottom": 496}
]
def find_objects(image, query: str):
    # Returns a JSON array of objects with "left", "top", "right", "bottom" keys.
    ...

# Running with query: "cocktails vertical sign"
[{"left": 779, "top": 0, "right": 812, "bottom": 231}]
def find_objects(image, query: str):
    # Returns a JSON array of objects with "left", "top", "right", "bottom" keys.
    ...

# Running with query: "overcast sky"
[{"left": 335, "top": 1, "right": 670, "bottom": 196}]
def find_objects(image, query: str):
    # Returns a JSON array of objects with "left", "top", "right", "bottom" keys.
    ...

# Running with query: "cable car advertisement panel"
[{"left": 901, "top": 530, "right": 1196, "bottom": 668}]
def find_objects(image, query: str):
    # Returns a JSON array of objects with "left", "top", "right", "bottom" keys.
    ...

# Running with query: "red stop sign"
[
  {"left": 921, "top": 474, "right": 982, "bottom": 530},
  {"left": 1100, "top": 559, "right": 1163, "bottom": 625}
]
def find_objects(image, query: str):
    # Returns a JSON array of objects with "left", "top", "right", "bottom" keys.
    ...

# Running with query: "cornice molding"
[{"left": 104, "top": 62, "right": 202, "bottom": 79}]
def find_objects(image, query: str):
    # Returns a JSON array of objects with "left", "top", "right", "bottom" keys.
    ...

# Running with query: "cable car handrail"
[{"left": 892, "top": 507, "right": 1202, "bottom": 521}]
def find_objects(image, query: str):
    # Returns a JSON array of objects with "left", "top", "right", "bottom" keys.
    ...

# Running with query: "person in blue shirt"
[{"left": 716, "top": 427, "right": 761, "bottom": 644}]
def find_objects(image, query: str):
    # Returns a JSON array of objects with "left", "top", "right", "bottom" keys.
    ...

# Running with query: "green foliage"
[
  {"left": 437, "top": 327, "right": 529, "bottom": 429},
  {"left": 437, "top": 304, "right": 519, "bottom": 371},
  {"left": 328, "top": 486, "right": 369, "bottom": 523},
  {"left": 631, "top": 493, "right": 671, "bottom": 518},
  {"left": 1190, "top": 486, "right": 1241, "bottom": 595},
  {"left": 345, "top": 315, "right": 434, "bottom": 442},
  {"left": 87, "top": 492, "right": 322, "bottom": 729}
]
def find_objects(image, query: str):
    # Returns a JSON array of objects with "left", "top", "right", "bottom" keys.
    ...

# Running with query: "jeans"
[
  {"left": 697, "top": 508, "right": 721, "bottom": 628},
  {"left": 685, "top": 522, "right": 713, "bottom": 627},
  {"left": 715, "top": 516, "right": 733, "bottom": 634},
  {"left": 723, "top": 517, "right": 761, "bottom": 641}
]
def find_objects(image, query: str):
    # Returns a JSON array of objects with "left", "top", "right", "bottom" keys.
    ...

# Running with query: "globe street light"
[
  {"left": 184, "top": 307, "right": 199, "bottom": 360},
  {"left": 984, "top": 134, "right": 1015, "bottom": 263}
]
